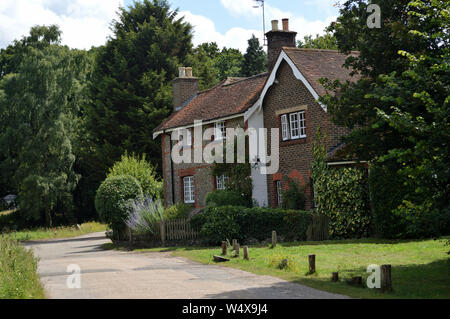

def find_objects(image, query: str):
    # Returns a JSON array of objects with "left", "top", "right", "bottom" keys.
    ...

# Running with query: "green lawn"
[
  {"left": 1, "top": 222, "right": 107, "bottom": 241},
  {"left": 0, "top": 236, "right": 45, "bottom": 299},
  {"left": 134, "top": 238, "right": 450, "bottom": 299}
]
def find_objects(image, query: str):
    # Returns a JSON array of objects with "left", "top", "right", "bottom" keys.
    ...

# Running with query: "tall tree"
[
  {"left": 0, "top": 26, "right": 86, "bottom": 226},
  {"left": 297, "top": 32, "right": 338, "bottom": 50},
  {"left": 187, "top": 42, "right": 221, "bottom": 90},
  {"left": 241, "top": 35, "right": 267, "bottom": 77},
  {"left": 321, "top": 0, "right": 449, "bottom": 237},
  {"left": 215, "top": 47, "right": 244, "bottom": 80},
  {"left": 86, "top": 0, "right": 193, "bottom": 184}
]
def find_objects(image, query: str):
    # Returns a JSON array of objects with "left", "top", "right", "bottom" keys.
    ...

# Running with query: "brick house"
[{"left": 153, "top": 19, "right": 358, "bottom": 211}]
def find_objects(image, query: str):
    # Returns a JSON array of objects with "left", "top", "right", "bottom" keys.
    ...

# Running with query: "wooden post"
[
  {"left": 232, "top": 239, "right": 237, "bottom": 251},
  {"left": 235, "top": 244, "right": 240, "bottom": 257},
  {"left": 221, "top": 241, "right": 227, "bottom": 256},
  {"left": 272, "top": 231, "right": 277, "bottom": 248},
  {"left": 350, "top": 276, "right": 362, "bottom": 286},
  {"left": 243, "top": 246, "right": 249, "bottom": 260},
  {"left": 308, "top": 255, "right": 316, "bottom": 274},
  {"left": 381, "top": 264, "right": 392, "bottom": 292},
  {"left": 332, "top": 272, "right": 339, "bottom": 282}
]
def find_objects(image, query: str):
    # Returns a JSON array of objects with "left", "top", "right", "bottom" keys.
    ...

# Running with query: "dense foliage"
[
  {"left": 241, "top": 35, "right": 267, "bottom": 77},
  {"left": 205, "top": 190, "right": 252, "bottom": 208},
  {"left": 192, "top": 206, "right": 312, "bottom": 245},
  {"left": 297, "top": 32, "right": 338, "bottom": 50},
  {"left": 163, "top": 203, "right": 192, "bottom": 220},
  {"left": 321, "top": 0, "right": 449, "bottom": 238},
  {"left": 281, "top": 178, "right": 306, "bottom": 210},
  {"left": 0, "top": 26, "right": 88, "bottom": 226},
  {"left": 312, "top": 131, "right": 372, "bottom": 238},
  {"left": 95, "top": 175, "right": 143, "bottom": 237},
  {"left": 107, "top": 153, "right": 162, "bottom": 200}
]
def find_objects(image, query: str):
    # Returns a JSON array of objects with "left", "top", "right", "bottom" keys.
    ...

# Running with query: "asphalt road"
[{"left": 25, "top": 232, "right": 349, "bottom": 299}]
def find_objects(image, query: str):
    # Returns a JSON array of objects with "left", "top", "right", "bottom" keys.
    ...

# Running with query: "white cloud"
[
  {"left": 219, "top": 0, "right": 337, "bottom": 45},
  {"left": 180, "top": 10, "right": 262, "bottom": 52},
  {"left": 0, "top": 0, "right": 123, "bottom": 49}
]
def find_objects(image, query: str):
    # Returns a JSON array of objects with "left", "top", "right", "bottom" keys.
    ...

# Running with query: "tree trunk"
[{"left": 45, "top": 209, "right": 52, "bottom": 228}]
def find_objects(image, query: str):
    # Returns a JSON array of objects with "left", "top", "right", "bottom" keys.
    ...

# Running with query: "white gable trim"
[{"left": 244, "top": 50, "right": 327, "bottom": 122}]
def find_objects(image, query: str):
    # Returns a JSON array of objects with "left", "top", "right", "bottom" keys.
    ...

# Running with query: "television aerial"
[{"left": 253, "top": 0, "right": 267, "bottom": 46}]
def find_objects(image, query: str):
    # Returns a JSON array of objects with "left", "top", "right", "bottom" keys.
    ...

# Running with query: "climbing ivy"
[{"left": 311, "top": 130, "right": 372, "bottom": 238}]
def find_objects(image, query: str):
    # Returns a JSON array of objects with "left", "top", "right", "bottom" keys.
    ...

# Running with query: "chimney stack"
[
  {"left": 172, "top": 67, "right": 198, "bottom": 112},
  {"left": 266, "top": 18, "right": 297, "bottom": 71}
]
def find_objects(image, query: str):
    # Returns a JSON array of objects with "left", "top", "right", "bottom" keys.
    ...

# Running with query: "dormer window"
[{"left": 214, "top": 121, "right": 226, "bottom": 141}]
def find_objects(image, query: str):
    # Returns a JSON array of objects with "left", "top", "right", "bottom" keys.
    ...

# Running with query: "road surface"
[{"left": 26, "top": 232, "right": 349, "bottom": 299}]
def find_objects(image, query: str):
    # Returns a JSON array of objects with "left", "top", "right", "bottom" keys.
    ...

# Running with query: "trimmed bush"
[
  {"left": 95, "top": 175, "right": 143, "bottom": 237},
  {"left": 205, "top": 190, "right": 252, "bottom": 208},
  {"left": 193, "top": 206, "right": 312, "bottom": 245},
  {"left": 164, "top": 203, "right": 192, "bottom": 220},
  {"left": 107, "top": 153, "right": 163, "bottom": 200}
]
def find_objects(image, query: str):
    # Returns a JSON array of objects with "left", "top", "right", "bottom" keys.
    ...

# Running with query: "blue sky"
[{"left": 1, "top": 0, "right": 339, "bottom": 51}]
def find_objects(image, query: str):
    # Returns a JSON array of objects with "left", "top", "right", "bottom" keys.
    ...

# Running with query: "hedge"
[
  {"left": 191, "top": 206, "right": 312, "bottom": 245},
  {"left": 205, "top": 190, "right": 252, "bottom": 208}
]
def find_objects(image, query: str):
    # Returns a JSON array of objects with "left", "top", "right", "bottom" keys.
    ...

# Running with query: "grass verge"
[
  {"left": 1, "top": 222, "right": 107, "bottom": 241},
  {"left": 0, "top": 237, "right": 45, "bottom": 299},
  {"left": 132, "top": 237, "right": 450, "bottom": 299}
]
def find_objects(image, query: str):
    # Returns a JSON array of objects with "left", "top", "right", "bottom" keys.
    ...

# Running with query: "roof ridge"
[
  {"left": 283, "top": 47, "right": 360, "bottom": 54},
  {"left": 222, "top": 72, "right": 269, "bottom": 87}
]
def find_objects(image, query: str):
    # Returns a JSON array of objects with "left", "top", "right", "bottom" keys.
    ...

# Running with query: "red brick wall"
[{"left": 263, "top": 60, "right": 350, "bottom": 209}]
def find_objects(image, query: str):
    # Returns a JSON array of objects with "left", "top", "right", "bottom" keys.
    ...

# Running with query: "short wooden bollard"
[
  {"left": 243, "top": 246, "right": 249, "bottom": 260},
  {"left": 221, "top": 241, "right": 227, "bottom": 256},
  {"left": 350, "top": 276, "right": 362, "bottom": 286},
  {"left": 235, "top": 244, "right": 240, "bottom": 257},
  {"left": 381, "top": 264, "right": 392, "bottom": 292},
  {"left": 232, "top": 239, "right": 237, "bottom": 251},
  {"left": 332, "top": 272, "right": 339, "bottom": 282},
  {"left": 308, "top": 255, "right": 316, "bottom": 274},
  {"left": 272, "top": 231, "right": 277, "bottom": 248}
]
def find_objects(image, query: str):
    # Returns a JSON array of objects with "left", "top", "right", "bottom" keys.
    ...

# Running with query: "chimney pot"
[
  {"left": 178, "top": 67, "right": 186, "bottom": 78},
  {"left": 282, "top": 18, "right": 289, "bottom": 31},
  {"left": 185, "top": 67, "right": 193, "bottom": 78},
  {"left": 271, "top": 20, "right": 279, "bottom": 31}
]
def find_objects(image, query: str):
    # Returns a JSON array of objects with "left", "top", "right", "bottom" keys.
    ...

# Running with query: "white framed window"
[
  {"left": 216, "top": 175, "right": 229, "bottom": 190},
  {"left": 283, "top": 111, "right": 307, "bottom": 141},
  {"left": 178, "top": 128, "right": 192, "bottom": 146},
  {"left": 281, "top": 114, "right": 289, "bottom": 141},
  {"left": 214, "top": 121, "right": 226, "bottom": 141},
  {"left": 276, "top": 181, "right": 283, "bottom": 207},
  {"left": 183, "top": 176, "right": 195, "bottom": 204}
]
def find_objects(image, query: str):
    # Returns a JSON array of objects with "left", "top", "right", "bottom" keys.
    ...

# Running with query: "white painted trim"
[
  {"left": 244, "top": 50, "right": 327, "bottom": 122},
  {"left": 152, "top": 113, "right": 244, "bottom": 139}
]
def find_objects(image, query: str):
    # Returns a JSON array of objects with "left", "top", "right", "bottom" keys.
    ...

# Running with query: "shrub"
[
  {"left": 205, "top": 190, "right": 252, "bottom": 208},
  {"left": 107, "top": 153, "right": 162, "bottom": 200},
  {"left": 95, "top": 175, "right": 143, "bottom": 237},
  {"left": 312, "top": 131, "right": 372, "bottom": 239},
  {"left": 126, "top": 198, "right": 164, "bottom": 236},
  {"left": 196, "top": 206, "right": 312, "bottom": 245},
  {"left": 164, "top": 203, "right": 192, "bottom": 220},
  {"left": 281, "top": 177, "right": 306, "bottom": 210}
]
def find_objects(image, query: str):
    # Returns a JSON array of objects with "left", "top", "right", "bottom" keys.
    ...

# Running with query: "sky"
[{"left": 0, "top": 0, "right": 339, "bottom": 52}]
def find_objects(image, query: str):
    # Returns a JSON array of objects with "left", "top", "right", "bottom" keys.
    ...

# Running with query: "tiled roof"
[
  {"left": 156, "top": 73, "right": 269, "bottom": 131},
  {"left": 283, "top": 47, "right": 359, "bottom": 96}
]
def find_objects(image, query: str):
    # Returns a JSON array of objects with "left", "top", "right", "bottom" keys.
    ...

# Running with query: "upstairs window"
[
  {"left": 214, "top": 121, "right": 226, "bottom": 141},
  {"left": 281, "top": 111, "right": 306, "bottom": 141},
  {"left": 183, "top": 176, "right": 195, "bottom": 204},
  {"left": 216, "top": 175, "right": 229, "bottom": 190}
]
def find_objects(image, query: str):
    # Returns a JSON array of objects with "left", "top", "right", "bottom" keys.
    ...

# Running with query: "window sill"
[{"left": 280, "top": 137, "right": 307, "bottom": 147}]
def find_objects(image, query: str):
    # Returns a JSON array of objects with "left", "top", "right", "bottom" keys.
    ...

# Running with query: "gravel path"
[{"left": 25, "top": 232, "right": 349, "bottom": 299}]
